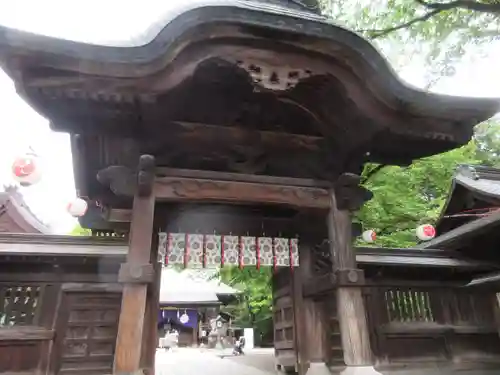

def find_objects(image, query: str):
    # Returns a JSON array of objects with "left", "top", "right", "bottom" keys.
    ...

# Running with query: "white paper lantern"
[
  {"left": 11, "top": 153, "right": 42, "bottom": 186},
  {"left": 179, "top": 313, "right": 190, "bottom": 324},
  {"left": 416, "top": 224, "right": 436, "bottom": 241},
  {"left": 67, "top": 198, "right": 88, "bottom": 217},
  {"left": 361, "top": 229, "right": 376, "bottom": 243}
]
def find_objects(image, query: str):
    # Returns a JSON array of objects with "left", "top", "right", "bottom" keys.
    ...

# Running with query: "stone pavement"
[
  {"left": 156, "top": 348, "right": 500, "bottom": 375},
  {"left": 225, "top": 348, "right": 276, "bottom": 374},
  {"left": 155, "top": 348, "right": 276, "bottom": 375}
]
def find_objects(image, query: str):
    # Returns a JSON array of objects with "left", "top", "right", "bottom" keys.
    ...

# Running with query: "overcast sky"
[{"left": 0, "top": 0, "right": 498, "bottom": 234}]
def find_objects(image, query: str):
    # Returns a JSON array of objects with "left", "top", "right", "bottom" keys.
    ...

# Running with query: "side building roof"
[
  {"left": 158, "top": 268, "right": 241, "bottom": 306},
  {"left": 418, "top": 165, "right": 500, "bottom": 262},
  {"left": 0, "top": 186, "right": 51, "bottom": 234},
  {"left": 435, "top": 164, "right": 500, "bottom": 235}
]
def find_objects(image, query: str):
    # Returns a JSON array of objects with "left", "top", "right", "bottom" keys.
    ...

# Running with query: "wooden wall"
[
  {"left": 274, "top": 270, "right": 500, "bottom": 372},
  {"left": 3, "top": 238, "right": 500, "bottom": 375},
  {"left": 308, "top": 284, "right": 500, "bottom": 372},
  {"left": 0, "top": 251, "right": 122, "bottom": 375},
  {"left": 364, "top": 285, "right": 500, "bottom": 369}
]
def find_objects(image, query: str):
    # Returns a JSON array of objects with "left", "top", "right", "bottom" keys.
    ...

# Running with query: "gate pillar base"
[
  {"left": 340, "top": 366, "right": 382, "bottom": 375},
  {"left": 305, "top": 362, "right": 331, "bottom": 375}
]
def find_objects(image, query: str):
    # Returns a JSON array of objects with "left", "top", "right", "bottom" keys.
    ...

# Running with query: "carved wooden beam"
[
  {"left": 105, "top": 208, "right": 132, "bottom": 223},
  {"left": 156, "top": 168, "right": 332, "bottom": 188},
  {"left": 148, "top": 121, "right": 324, "bottom": 154},
  {"left": 153, "top": 177, "right": 330, "bottom": 208},
  {"left": 303, "top": 272, "right": 470, "bottom": 297},
  {"left": 98, "top": 166, "right": 332, "bottom": 209}
]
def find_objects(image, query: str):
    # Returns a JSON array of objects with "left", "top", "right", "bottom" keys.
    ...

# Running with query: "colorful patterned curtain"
[{"left": 158, "top": 233, "right": 299, "bottom": 269}]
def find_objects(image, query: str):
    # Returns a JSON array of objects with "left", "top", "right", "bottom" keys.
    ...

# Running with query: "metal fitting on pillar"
[{"left": 335, "top": 268, "right": 365, "bottom": 286}]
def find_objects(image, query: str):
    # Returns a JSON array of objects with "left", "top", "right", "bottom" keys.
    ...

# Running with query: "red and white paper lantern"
[
  {"left": 67, "top": 198, "right": 88, "bottom": 217},
  {"left": 11, "top": 153, "right": 42, "bottom": 187},
  {"left": 361, "top": 229, "right": 376, "bottom": 243},
  {"left": 416, "top": 224, "right": 436, "bottom": 241}
]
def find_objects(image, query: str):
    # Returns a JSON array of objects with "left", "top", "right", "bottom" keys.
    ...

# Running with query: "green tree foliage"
[
  {"left": 69, "top": 224, "right": 91, "bottom": 236},
  {"left": 357, "top": 141, "right": 481, "bottom": 247},
  {"left": 319, "top": 0, "right": 500, "bottom": 84},
  {"left": 475, "top": 120, "right": 500, "bottom": 166},
  {"left": 218, "top": 267, "right": 273, "bottom": 329}
]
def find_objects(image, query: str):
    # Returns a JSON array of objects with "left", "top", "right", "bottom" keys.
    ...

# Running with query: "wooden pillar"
[
  {"left": 328, "top": 174, "right": 380, "bottom": 374},
  {"left": 291, "top": 264, "right": 307, "bottom": 375},
  {"left": 300, "top": 240, "right": 330, "bottom": 375},
  {"left": 493, "top": 293, "right": 500, "bottom": 339},
  {"left": 114, "top": 155, "right": 157, "bottom": 375},
  {"left": 140, "top": 241, "right": 161, "bottom": 374}
]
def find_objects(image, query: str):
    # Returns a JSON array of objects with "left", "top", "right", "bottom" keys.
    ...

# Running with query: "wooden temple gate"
[
  {"left": 2, "top": 230, "right": 500, "bottom": 375},
  {"left": 0, "top": 1, "right": 499, "bottom": 375}
]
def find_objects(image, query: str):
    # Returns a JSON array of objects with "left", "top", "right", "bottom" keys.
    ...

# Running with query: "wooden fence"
[
  {"left": 0, "top": 235, "right": 125, "bottom": 375},
  {"left": 274, "top": 271, "right": 500, "bottom": 372},
  {"left": 364, "top": 286, "right": 500, "bottom": 369}
]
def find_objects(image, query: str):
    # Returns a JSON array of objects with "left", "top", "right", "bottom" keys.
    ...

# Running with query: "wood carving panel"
[
  {"left": 58, "top": 290, "right": 121, "bottom": 375},
  {"left": 154, "top": 177, "right": 331, "bottom": 208}
]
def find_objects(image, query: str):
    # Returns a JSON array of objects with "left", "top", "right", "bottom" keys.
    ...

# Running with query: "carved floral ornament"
[{"left": 157, "top": 232, "right": 299, "bottom": 270}]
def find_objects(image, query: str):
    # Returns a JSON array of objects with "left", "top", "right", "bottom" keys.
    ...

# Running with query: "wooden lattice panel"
[
  {"left": 0, "top": 284, "right": 41, "bottom": 326},
  {"left": 384, "top": 289, "right": 435, "bottom": 323},
  {"left": 364, "top": 286, "right": 500, "bottom": 365}
]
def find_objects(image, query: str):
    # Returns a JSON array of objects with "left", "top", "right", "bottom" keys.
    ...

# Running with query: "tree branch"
[
  {"left": 361, "top": 0, "right": 500, "bottom": 39},
  {"left": 365, "top": 9, "right": 443, "bottom": 39},
  {"left": 416, "top": 0, "right": 500, "bottom": 15}
]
